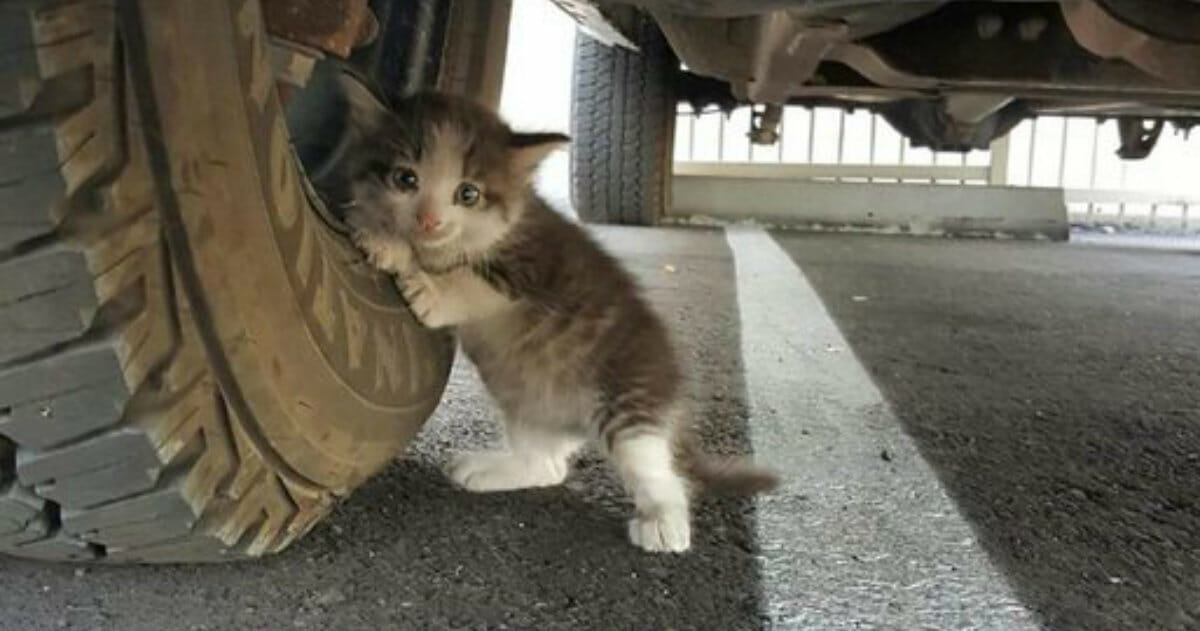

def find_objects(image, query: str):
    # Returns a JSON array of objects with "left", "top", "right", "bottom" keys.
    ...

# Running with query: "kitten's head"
[{"left": 337, "top": 76, "right": 566, "bottom": 267}]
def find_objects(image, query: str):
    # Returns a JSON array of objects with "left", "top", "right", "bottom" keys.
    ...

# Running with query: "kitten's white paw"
[
  {"left": 628, "top": 507, "right": 691, "bottom": 553},
  {"left": 354, "top": 231, "right": 416, "bottom": 275},
  {"left": 398, "top": 273, "right": 444, "bottom": 328},
  {"left": 448, "top": 451, "right": 568, "bottom": 492}
]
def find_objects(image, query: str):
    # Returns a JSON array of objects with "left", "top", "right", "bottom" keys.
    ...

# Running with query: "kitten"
[{"left": 336, "top": 77, "right": 777, "bottom": 553}]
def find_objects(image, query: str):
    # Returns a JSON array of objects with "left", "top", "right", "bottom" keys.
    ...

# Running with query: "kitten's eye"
[
  {"left": 455, "top": 183, "right": 481, "bottom": 207},
  {"left": 389, "top": 168, "right": 419, "bottom": 191}
]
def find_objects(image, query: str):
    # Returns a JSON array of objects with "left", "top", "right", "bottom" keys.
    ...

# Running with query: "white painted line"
[{"left": 725, "top": 225, "right": 1041, "bottom": 631}]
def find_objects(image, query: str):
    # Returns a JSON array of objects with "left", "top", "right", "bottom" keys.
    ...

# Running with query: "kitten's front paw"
[
  {"left": 628, "top": 507, "right": 691, "bottom": 553},
  {"left": 354, "top": 231, "right": 416, "bottom": 275},
  {"left": 448, "top": 451, "right": 568, "bottom": 492},
  {"left": 397, "top": 272, "right": 444, "bottom": 328}
]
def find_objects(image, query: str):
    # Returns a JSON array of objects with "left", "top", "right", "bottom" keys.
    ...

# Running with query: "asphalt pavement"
[{"left": 2, "top": 227, "right": 1198, "bottom": 631}]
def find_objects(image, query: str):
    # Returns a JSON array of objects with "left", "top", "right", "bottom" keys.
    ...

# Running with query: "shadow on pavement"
[{"left": 778, "top": 233, "right": 1200, "bottom": 631}]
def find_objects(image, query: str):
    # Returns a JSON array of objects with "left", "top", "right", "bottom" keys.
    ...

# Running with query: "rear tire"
[
  {"left": 570, "top": 11, "right": 677, "bottom": 225},
  {"left": 0, "top": 0, "right": 453, "bottom": 563}
]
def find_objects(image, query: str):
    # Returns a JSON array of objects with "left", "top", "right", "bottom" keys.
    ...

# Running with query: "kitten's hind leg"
[
  {"left": 448, "top": 426, "right": 583, "bottom": 493},
  {"left": 605, "top": 421, "right": 692, "bottom": 553}
]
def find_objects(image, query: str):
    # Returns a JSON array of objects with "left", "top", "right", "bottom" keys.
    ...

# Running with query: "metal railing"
[{"left": 675, "top": 106, "right": 1200, "bottom": 232}]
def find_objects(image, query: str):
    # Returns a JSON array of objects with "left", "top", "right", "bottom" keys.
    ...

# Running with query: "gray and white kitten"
[{"left": 337, "top": 78, "right": 776, "bottom": 553}]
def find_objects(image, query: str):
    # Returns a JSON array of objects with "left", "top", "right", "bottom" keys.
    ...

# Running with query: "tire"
[
  {"left": 0, "top": 0, "right": 453, "bottom": 563},
  {"left": 570, "top": 11, "right": 677, "bottom": 226}
]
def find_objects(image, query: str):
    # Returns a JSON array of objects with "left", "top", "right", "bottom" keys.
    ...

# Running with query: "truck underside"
[{"left": 567, "top": 0, "right": 1200, "bottom": 152}]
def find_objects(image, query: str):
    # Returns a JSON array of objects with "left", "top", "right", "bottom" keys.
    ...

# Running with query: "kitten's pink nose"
[{"left": 416, "top": 210, "right": 442, "bottom": 234}]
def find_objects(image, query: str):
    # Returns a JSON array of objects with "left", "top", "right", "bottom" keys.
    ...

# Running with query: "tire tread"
[
  {"left": 0, "top": 0, "right": 329, "bottom": 563},
  {"left": 570, "top": 12, "right": 676, "bottom": 225}
]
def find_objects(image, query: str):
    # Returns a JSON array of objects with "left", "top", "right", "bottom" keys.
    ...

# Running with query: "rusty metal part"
[
  {"left": 656, "top": 0, "right": 1200, "bottom": 126},
  {"left": 656, "top": 4, "right": 941, "bottom": 104},
  {"left": 261, "top": 0, "right": 378, "bottom": 59},
  {"left": 945, "top": 93, "right": 1015, "bottom": 124},
  {"left": 270, "top": 39, "right": 320, "bottom": 90},
  {"left": 1116, "top": 118, "right": 1164, "bottom": 159},
  {"left": 824, "top": 41, "right": 1200, "bottom": 105},
  {"left": 549, "top": 0, "right": 638, "bottom": 50},
  {"left": 824, "top": 43, "right": 935, "bottom": 91},
  {"left": 660, "top": 11, "right": 852, "bottom": 104},
  {"left": 653, "top": 12, "right": 751, "bottom": 89},
  {"left": 1094, "top": 0, "right": 1200, "bottom": 44},
  {"left": 1060, "top": 0, "right": 1200, "bottom": 86},
  {"left": 879, "top": 97, "right": 1026, "bottom": 151},
  {"left": 749, "top": 104, "right": 783, "bottom": 145},
  {"left": 746, "top": 15, "right": 847, "bottom": 103}
]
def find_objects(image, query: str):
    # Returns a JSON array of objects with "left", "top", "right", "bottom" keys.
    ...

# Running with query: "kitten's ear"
[
  {"left": 509, "top": 132, "right": 570, "bottom": 177},
  {"left": 338, "top": 73, "right": 389, "bottom": 134}
]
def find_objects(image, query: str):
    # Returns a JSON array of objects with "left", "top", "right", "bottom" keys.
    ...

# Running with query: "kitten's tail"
[{"left": 677, "top": 433, "right": 779, "bottom": 497}]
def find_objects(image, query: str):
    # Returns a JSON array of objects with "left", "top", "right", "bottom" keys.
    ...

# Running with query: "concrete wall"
[{"left": 672, "top": 174, "right": 1069, "bottom": 241}]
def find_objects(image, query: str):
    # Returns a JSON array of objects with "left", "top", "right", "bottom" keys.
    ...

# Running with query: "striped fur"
[{"left": 336, "top": 79, "right": 777, "bottom": 552}]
